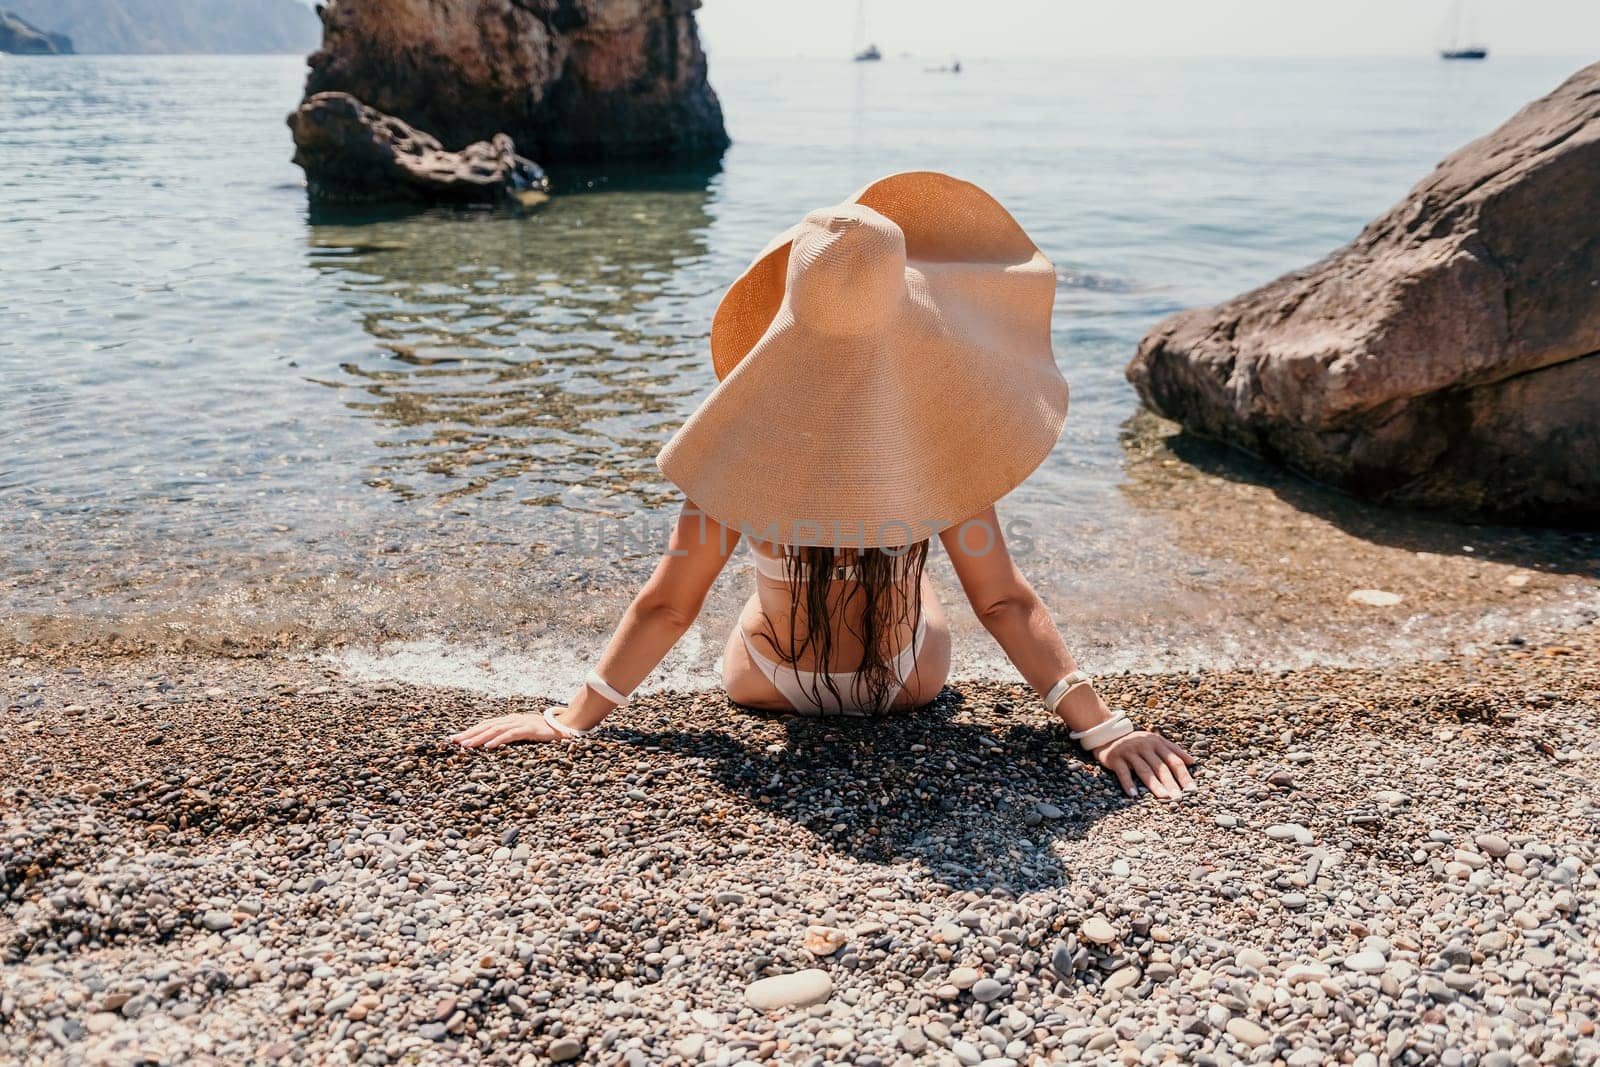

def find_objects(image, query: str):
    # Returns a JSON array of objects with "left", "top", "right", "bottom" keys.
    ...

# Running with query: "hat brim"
[{"left": 659, "top": 171, "right": 1067, "bottom": 547}]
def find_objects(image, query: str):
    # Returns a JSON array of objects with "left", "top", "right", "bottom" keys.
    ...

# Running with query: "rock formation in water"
[
  {"left": 2, "top": 0, "right": 317, "bottom": 54},
  {"left": 289, "top": 92, "right": 550, "bottom": 206},
  {"left": 0, "top": 9, "right": 73, "bottom": 53},
  {"left": 1128, "top": 61, "right": 1600, "bottom": 527},
  {"left": 289, "top": 0, "right": 729, "bottom": 201}
]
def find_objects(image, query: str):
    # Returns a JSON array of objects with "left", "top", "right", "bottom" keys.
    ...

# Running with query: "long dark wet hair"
[{"left": 759, "top": 540, "right": 930, "bottom": 711}]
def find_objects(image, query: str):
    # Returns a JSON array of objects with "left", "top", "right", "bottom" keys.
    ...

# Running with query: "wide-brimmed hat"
[{"left": 657, "top": 171, "right": 1068, "bottom": 548}]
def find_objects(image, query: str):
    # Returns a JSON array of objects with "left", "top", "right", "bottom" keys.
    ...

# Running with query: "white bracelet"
[
  {"left": 543, "top": 705, "right": 591, "bottom": 738},
  {"left": 1043, "top": 670, "right": 1092, "bottom": 713},
  {"left": 584, "top": 671, "right": 630, "bottom": 707},
  {"left": 1069, "top": 713, "right": 1135, "bottom": 751}
]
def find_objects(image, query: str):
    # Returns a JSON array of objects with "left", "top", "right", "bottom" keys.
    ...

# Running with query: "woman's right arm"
[{"left": 938, "top": 506, "right": 1195, "bottom": 799}]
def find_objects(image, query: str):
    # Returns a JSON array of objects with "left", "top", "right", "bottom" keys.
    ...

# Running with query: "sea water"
[{"left": 2, "top": 53, "right": 1596, "bottom": 690}]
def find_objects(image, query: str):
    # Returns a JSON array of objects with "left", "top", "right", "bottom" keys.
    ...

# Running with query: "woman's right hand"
[
  {"left": 451, "top": 710, "right": 568, "bottom": 748},
  {"left": 1093, "top": 730, "right": 1196, "bottom": 800}
]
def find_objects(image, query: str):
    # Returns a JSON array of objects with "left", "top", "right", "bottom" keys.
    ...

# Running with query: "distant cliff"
[
  {"left": 0, "top": 9, "right": 73, "bottom": 53},
  {"left": 2, "top": 0, "right": 318, "bottom": 54}
]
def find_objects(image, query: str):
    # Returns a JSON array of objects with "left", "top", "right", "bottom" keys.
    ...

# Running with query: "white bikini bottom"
[{"left": 738, "top": 615, "right": 928, "bottom": 716}]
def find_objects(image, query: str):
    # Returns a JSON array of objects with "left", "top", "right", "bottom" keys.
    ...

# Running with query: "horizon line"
[{"left": 707, "top": 50, "right": 1600, "bottom": 61}]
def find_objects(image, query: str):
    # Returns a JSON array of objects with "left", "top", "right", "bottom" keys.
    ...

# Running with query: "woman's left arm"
[{"left": 452, "top": 501, "right": 739, "bottom": 747}]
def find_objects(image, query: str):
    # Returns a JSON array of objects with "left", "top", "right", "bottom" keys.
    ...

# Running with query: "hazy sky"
[{"left": 697, "top": 0, "right": 1600, "bottom": 59}]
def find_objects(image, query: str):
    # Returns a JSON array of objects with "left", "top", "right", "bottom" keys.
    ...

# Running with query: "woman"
[{"left": 454, "top": 172, "right": 1196, "bottom": 800}]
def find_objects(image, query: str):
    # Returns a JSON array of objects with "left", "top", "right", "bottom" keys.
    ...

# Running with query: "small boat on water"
[
  {"left": 1440, "top": 0, "right": 1488, "bottom": 60},
  {"left": 852, "top": 0, "right": 881, "bottom": 61}
]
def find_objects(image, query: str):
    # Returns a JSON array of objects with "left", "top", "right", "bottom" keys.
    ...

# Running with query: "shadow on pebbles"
[{"left": 2, "top": 623, "right": 1598, "bottom": 1066}]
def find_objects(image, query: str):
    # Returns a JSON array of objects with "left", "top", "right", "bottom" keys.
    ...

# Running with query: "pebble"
[
  {"left": 323, "top": 991, "right": 357, "bottom": 1015},
  {"left": 1226, "top": 1018, "right": 1272, "bottom": 1047},
  {"left": 1476, "top": 833, "right": 1512, "bottom": 858},
  {"left": 546, "top": 1036, "right": 583, "bottom": 1062},
  {"left": 1344, "top": 950, "right": 1387, "bottom": 974},
  {"left": 84, "top": 1012, "right": 118, "bottom": 1035},
  {"left": 1104, "top": 965, "right": 1142, "bottom": 992},
  {"left": 1235, "top": 948, "right": 1269, "bottom": 971},
  {"left": 745, "top": 969, "right": 832, "bottom": 1010},
  {"left": 971, "top": 977, "right": 1006, "bottom": 1003},
  {"left": 1283, "top": 963, "right": 1330, "bottom": 984},
  {"left": 803, "top": 925, "right": 847, "bottom": 956},
  {"left": 1265, "top": 823, "right": 1314, "bottom": 844},
  {"left": 945, "top": 1039, "right": 982, "bottom": 1065},
  {"left": 1079, "top": 917, "right": 1118, "bottom": 944},
  {"left": 200, "top": 910, "right": 233, "bottom": 932},
  {"left": 1348, "top": 589, "right": 1403, "bottom": 606},
  {"left": 896, "top": 1026, "right": 927, "bottom": 1054}
]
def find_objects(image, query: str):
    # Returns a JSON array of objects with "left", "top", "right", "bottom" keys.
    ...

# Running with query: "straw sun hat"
[{"left": 657, "top": 171, "right": 1068, "bottom": 548}]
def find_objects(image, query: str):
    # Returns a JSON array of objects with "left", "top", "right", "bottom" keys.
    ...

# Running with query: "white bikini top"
[{"left": 749, "top": 545, "right": 859, "bottom": 582}]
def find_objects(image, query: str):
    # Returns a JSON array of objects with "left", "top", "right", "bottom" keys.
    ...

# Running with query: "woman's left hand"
[
  {"left": 451, "top": 710, "right": 568, "bottom": 748},
  {"left": 1093, "top": 730, "right": 1196, "bottom": 800}
]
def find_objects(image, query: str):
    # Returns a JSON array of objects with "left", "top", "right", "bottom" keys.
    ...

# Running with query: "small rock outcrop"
[
  {"left": 1128, "top": 61, "right": 1600, "bottom": 527},
  {"left": 288, "top": 92, "right": 549, "bottom": 206},
  {"left": 0, "top": 9, "right": 73, "bottom": 53},
  {"left": 289, "top": 0, "right": 729, "bottom": 201}
]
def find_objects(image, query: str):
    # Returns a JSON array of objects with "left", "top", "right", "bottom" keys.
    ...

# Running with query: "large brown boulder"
[
  {"left": 298, "top": 0, "right": 729, "bottom": 163},
  {"left": 1128, "top": 62, "right": 1600, "bottom": 527},
  {"left": 288, "top": 91, "right": 550, "bottom": 205}
]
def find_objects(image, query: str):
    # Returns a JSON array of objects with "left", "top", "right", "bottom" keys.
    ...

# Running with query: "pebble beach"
[{"left": 4, "top": 612, "right": 1597, "bottom": 1066}]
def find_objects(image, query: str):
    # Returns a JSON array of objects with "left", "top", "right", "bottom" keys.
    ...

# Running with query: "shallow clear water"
[{"left": 2, "top": 53, "right": 1596, "bottom": 679}]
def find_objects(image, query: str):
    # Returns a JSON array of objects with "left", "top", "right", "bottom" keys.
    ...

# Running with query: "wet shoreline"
[{"left": 6, "top": 413, "right": 1596, "bottom": 694}]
